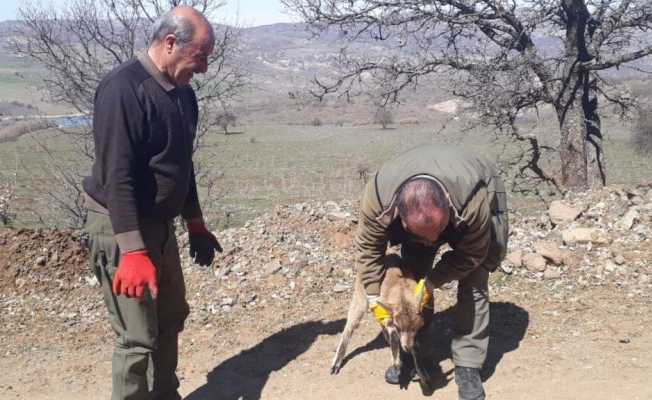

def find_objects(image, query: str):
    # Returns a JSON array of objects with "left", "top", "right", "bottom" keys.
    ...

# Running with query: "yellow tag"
[
  {"left": 414, "top": 279, "right": 433, "bottom": 310},
  {"left": 372, "top": 303, "right": 391, "bottom": 327}
]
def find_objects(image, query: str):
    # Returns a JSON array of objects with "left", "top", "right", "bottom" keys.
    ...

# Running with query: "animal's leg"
[
  {"left": 331, "top": 276, "right": 368, "bottom": 374},
  {"left": 388, "top": 327, "right": 402, "bottom": 370}
]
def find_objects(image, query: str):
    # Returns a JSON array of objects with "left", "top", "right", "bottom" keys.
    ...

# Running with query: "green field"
[{"left": 0, "top": 111, "right": 649, "bottom": 229}]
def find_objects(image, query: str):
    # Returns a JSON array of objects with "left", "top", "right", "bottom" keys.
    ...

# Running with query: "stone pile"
[
  {"left": 502, "top": 184, "right": 652, "bottom": 299},
  {"left": 0, "top": 184, "right": 650, "bottom": 346}
]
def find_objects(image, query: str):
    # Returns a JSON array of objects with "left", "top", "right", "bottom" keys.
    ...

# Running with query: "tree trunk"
[
  {"left": 554, "top": 0, "right": 607, "bottom": 191},
  {"left": 556, "top": 79, "right": 589, "bottom": 191},
  {"left": 583, "top": 74, "right": 607, "bottom": 188}
]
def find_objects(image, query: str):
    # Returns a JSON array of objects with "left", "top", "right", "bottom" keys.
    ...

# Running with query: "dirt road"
[{"left": 2, "top": 283, "right": 650, "bottom": 400}]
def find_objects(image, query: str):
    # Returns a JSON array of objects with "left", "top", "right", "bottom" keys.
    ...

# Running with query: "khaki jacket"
[{"left": 357, "top": 145, "right": 508, "bottom": 296}]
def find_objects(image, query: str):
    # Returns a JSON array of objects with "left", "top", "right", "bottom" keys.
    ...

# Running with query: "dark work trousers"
[{"left": 85, "top": 210, "right": 190, "bottom": 400}]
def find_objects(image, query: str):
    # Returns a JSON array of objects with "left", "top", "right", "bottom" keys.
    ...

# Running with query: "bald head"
[
  {"left": 396, "top": 178, "right": 450, "bottom": 245},
  {"left": 148, "top": 6, "right": 215, "bottom": 86},
  {"left": 150, "top": 6, "right": 214, "bottom": 48}
]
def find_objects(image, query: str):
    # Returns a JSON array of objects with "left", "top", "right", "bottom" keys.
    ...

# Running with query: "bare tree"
[
  {"left": 31, "top": 139, "right": 88, "bottom": 228},
  {"left": 11, "top": 0, "right": 248, "bottom": 226},
  {"left": 282, "top": 0, "right": 652, "bottom": 191},
  {"left": 213, "top": 110, "right": 237, "bottom": 134},
  {"left": 373, "top": 106, "right": 393, "bottom": 129}
]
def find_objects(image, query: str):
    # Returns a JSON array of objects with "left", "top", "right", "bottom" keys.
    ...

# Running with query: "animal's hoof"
[
  {"left": 384, "top": 365, "right": 401, "bottom": 385},
  {"left": 330, "top": 365, "right": 341, "bottom": 375}
]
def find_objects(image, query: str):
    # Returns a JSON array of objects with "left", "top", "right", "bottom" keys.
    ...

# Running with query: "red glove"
[
  {"left": 187, "top": 219, "right": 222, "bottom": 266},
  {"left": 112, "top": 250, "right": 158, "bottom": 299}
]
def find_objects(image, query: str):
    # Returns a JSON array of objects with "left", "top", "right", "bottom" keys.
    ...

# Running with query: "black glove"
[{"left": 187, "top": 221, "right": 223, "bottom": 266}]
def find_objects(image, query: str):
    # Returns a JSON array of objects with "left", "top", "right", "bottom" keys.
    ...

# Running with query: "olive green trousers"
[{"left": 85, "top": 210, "right": 190, "bottom": 400}]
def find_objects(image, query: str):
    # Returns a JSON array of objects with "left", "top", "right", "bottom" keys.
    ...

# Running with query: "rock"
[
  {"left": 543, "top": 267, "right": 562, "bottom": 280},
  {"left": 263, "top": 260, "right": 282, "bottom": 276},
  {"left": 561, "top": 228, "right": 609, "bottom": 245},
  {"left": 548, "top": 201, "right": 582, "bottom": 225},
  {"left": 561, "top": 252, "right": 582, "bottom": 268},
  {"left": 327, "top": 211, "right": 351, "bottom": 220},
  {"left": 35, "top": 256, "right": 47, "bottom": 266},
  {"left": 500, "top": 265, "right": 513, "bottom": 274},
  {"left": 242, "top": 293, "right": 257, "bottom": 304},
  {"left": 613, "top": 254, "right": 626, "bottom": 265},
  {"left": 505, "top": 250, "right": 523, "bottom": 268},
  {"left": 523, "top": 253, "right": 547, "bottom": 272},
  {"left": 333, "top": 283, "right": 349, "bottom": 293},
  {"left": 631, "top": 196, "right": 644, "bottom": 206},
  {"left": 427, "top": 99, "right": 459, "bottom": 114},
  {"left": 533, "top": 241, "right": 566, "bottom": 265},
  {"left": 646, "top": 189, "right": 652, "bottom": 202},
  {"left": 221, "top": 296, "right": 237, "bottom": 307},
  {"left": 84, "top": 275, "right": 99, "bottom": 287},
  {"left": 616, "top": 208, "right": 639, "bottom": 230},
  {"left": 604, "top": 260, "right": 619, "bottom": 273}
]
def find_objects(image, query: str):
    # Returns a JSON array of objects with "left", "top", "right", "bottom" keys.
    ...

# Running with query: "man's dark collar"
[{"left": 137, "top": 50, "right": 176, "bottom": 92}]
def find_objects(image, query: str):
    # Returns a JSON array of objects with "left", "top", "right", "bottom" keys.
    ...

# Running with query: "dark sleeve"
[
  {"left": 356, "top": 178, "right": 389, "bottom": 296},
  {"left": 181, "top": 163, "right": 203, "bottom": 220},
  {"left": 93, "top": 79, "right": 146, "bottom": 251},
  {"left": 181, "top": 87, "right": 203, "bottom": 220}
]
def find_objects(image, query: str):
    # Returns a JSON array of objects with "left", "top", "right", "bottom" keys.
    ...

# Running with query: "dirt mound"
[{"left": 0, "top": 228, "right": 88, "bottom": 292}]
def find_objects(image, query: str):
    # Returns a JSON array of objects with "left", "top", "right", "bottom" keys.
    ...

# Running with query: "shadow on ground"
[
  {"left": 185, "top": 319, "right": 345, "bottom": 400},
  {"left": 337, "top": 301, "right": 529, "bottom": 396},
  {"left": 185, "top": 302, "right": 527, "bottom": 399}
]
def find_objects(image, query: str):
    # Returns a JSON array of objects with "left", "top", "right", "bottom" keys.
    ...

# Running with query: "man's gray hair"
[{"left": 150, "top": 12, "right": 195, "bottom": 46}]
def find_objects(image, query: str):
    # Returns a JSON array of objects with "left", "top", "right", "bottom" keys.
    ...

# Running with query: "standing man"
[
  {"left": 357, "top": 145, "right": 508, "bottom": 400},
  {"left": 83, "top": 6, "right": 222, "bottom": 400}
]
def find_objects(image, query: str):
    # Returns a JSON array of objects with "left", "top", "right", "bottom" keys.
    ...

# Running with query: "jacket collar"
[{"left": 137, "top": 50, "right": 176, "bottom": 92}]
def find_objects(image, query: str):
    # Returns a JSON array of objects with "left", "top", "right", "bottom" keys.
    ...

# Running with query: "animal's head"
[
  {"left": 379, "top": 255, "right": 430, "bottom": 352},
  {"left": 378, "top": 292, "right": 424, "bottom": 353}
]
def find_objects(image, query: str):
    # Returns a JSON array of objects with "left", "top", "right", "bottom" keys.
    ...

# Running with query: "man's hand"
[
  {"left": 414, "top": 278, "right": 434, "bottom": 312},
  {"left": 367, "top": 295, "right": 392, "bottom": 327},
  {"left": 187, "top": 219, "right": 223, "bottom": 266},
  {"left": 113, "top": 250, "right": 158, "bottom": 299}
]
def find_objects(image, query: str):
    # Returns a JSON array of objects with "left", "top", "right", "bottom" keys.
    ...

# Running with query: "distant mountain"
[{"left": 0, "top": 20, "right": 650, "bottom": 124}]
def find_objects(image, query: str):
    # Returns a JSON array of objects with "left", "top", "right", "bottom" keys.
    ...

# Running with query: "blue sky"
[{"left": 0, "top": 0, "right": 296, "bottom": 26}]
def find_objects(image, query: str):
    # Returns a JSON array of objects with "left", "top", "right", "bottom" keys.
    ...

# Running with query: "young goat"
[{"left": 330, "top": 254, "right": 432, "bottom": 389}]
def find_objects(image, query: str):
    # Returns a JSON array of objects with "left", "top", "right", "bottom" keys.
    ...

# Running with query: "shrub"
[
  {"left": 215, "top": 112, "right": 237, "bottom": 134},
  {"left": 374, "top": 107, "right": 393, "bottom": 129}
]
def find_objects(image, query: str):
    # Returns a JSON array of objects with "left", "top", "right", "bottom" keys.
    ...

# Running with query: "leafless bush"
[
  {"left": 373, "top": 107, "right": 393, "bottom": 129},
  {"left": 26, "top": 139, "right": 88, "bottom": 229},
  {"left": 214, "top": 111, "right": 237, "bottom": 134},
  {"left": 356, "top": 163, "right": 370, "bottom": 184}
]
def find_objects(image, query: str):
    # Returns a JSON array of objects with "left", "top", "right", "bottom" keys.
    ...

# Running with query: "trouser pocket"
[{"left": 484, "top": 187, "right": 508, "bottom": 272}]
